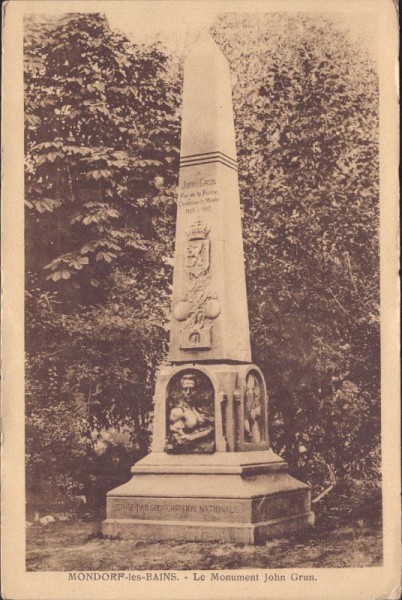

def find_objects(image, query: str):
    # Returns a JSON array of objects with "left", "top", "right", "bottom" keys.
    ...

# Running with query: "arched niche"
[
  {"left": 234, "top": 367, "right": 269, "bottom": 451},
  {"left": 165, "top": 368, "right": 215, "bottom": 454},
  {"left": 244, "top": 370, "right": 265, "bottom": 445}
]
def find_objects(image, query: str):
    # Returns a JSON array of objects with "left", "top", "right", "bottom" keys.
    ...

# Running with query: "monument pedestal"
[
  {"left": 103, "top": 362, "right": 313, "bottom": 543},
  {"left": 103, "top": 451, "right": 313, "bottom": 543}
]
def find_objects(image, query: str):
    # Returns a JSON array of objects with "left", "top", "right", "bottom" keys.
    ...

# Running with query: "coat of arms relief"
[{"left": 173, "top": 219, "right": 220, "bottom": 350}]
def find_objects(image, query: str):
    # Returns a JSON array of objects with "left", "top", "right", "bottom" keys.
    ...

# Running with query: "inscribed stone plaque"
[{"left": 108, "top": 497, "right": 251, "bottom": 523}]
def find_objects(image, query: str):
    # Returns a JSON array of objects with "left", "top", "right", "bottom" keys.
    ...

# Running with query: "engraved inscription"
[
  {"left": 180, "top": 177, "right": 216, "bottom": 190},
  {"left": 108, "top": 497, "right": 249, "bottom": 522},
  {"left": 115, "top": 502, "right": 241, "bottom": 514},
  {"left": 178, "top": 177, "right": 220, "bottom": 215}
]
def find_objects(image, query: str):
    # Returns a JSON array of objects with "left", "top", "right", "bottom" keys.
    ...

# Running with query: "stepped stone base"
[{"left": 103, "top": 451, "right": 314, "bottom": 544}]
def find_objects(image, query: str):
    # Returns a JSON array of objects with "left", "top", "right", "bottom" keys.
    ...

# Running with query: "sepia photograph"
[{"left": 1, "top": 1, "right": 400, "bottom": 599}]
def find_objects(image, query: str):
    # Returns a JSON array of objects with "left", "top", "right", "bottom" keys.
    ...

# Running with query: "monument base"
[{"left": 102, "top": 451, "right": 314, "bottom": 544}]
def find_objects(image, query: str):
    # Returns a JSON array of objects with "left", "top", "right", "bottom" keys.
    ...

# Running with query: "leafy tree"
[
  {"left": 213, "top": 13, "right": 380, "bottom": 517},
  {"left": 24, "top": 12, "right": 181, "bottom": 503}
]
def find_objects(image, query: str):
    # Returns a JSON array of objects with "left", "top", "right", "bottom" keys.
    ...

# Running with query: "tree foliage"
[
  {"left": 213, "top": 13, "right": 380, "bottom": 510},
  {"left": 25, "top": 12, "right": 380, "bottom": 520},
  {"left": 24, "top": 12, "right": 181, "bottom": 502}
]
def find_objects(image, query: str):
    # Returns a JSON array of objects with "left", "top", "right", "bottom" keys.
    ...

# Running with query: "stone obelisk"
[
  {"left": 168, "top": 33, "right": 250, "bottom": 363},
  {"left": 103, "top": 34, "right": 313, "bottom": 543}
]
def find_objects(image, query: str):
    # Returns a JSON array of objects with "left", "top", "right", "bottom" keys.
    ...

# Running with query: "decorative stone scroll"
[
  {"left": 173, "top": 219, "right": 220, "bottom": 351},
  {"left": 165, "top": 369, "right": 215, "bottom": 454}
]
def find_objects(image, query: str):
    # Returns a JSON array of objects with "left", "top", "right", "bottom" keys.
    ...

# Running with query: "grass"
[{"left": 26, "top": 518, "right": 383, "bottom": 571}]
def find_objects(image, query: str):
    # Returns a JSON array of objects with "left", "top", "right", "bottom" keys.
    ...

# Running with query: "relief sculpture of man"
[
  {"left": 166, "top": 373, "right": 215, "bottom": 453},
  {"left": 244, "top": 373, "right": 262, "bottom": 444}
]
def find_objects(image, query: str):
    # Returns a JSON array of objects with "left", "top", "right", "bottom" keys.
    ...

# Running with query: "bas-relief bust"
[
  {"left": 165, "top": 371, "right": 215, "bottom": 454},
  {"left": 164, "top": 367, "right": 267, "bottom": 454}
]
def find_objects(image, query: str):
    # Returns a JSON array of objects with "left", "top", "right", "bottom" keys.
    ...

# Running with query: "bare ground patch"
[{"left": 26, "top": 519, "right": 382, "bottom": 571}]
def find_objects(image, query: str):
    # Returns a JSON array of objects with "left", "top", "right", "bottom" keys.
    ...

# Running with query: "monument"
[{"left": 103, "top": 34, "right": 313, "bottom": 543}]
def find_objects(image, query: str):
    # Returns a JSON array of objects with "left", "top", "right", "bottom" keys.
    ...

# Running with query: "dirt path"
[{"left": 26, "top": 520, "right": 382, "bottom": 571}]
